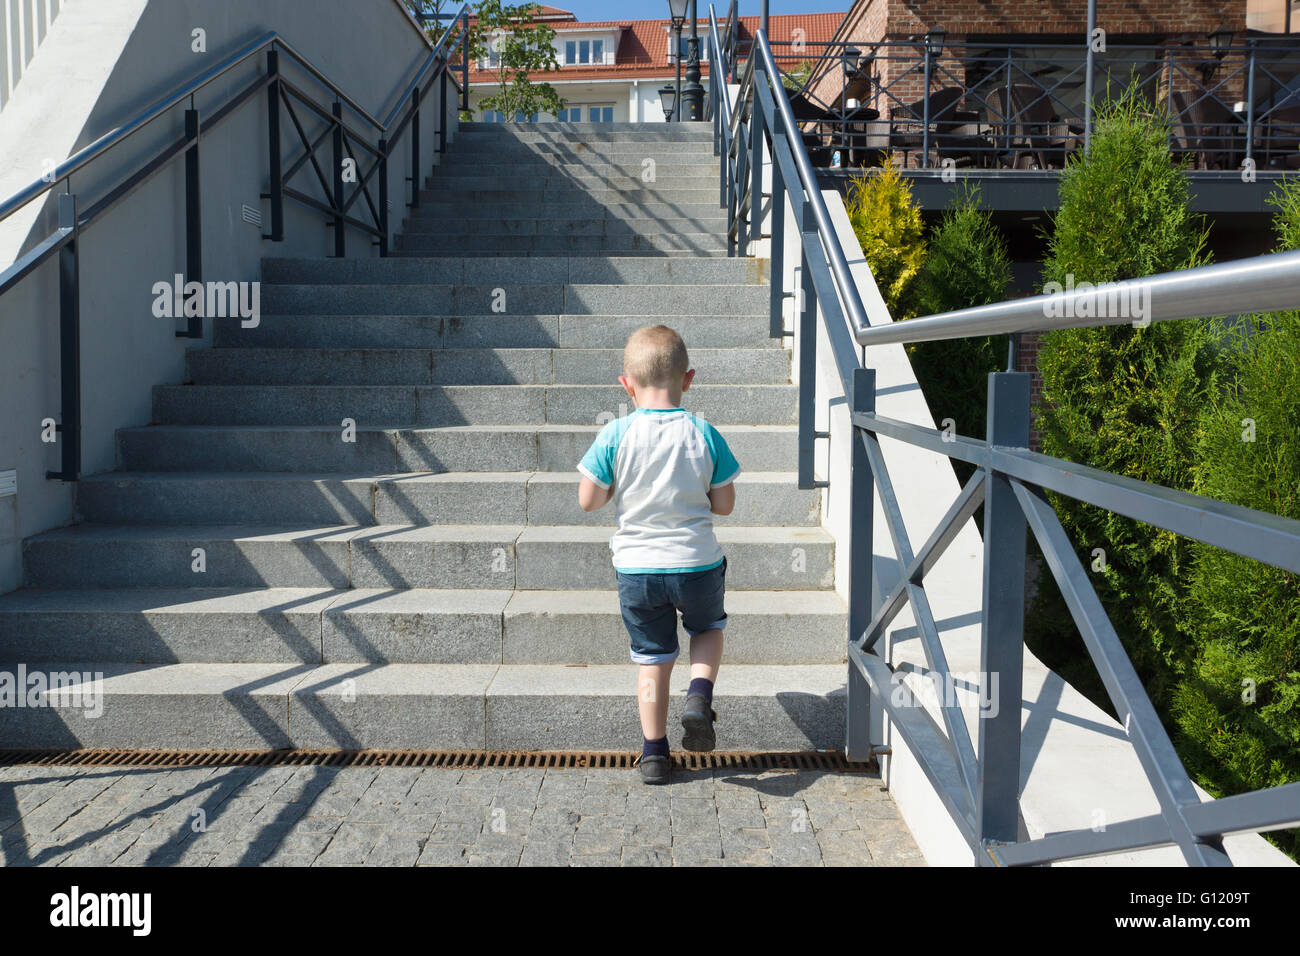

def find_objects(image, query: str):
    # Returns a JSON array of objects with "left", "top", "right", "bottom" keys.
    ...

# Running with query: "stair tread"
[
  {"left": 0, "top": 586, "right": 844, "bottom": 614},
  {"left": 0, "top": 660, "right": 847, "bottom": 694},
  {"left": 31, "top": 523, "right": 832, "bottom": 541}
]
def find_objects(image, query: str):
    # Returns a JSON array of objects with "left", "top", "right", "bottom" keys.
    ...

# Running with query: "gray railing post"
[
  {"left": 1245, "top": 40, "right": 1257, "bottom": 167},
  {"left": 846, "top": 367, "right": 876, "bottom": 762},
  {"left": 409, "top": 85, "right": 421, "bottom": 209},
  {"left": 797, "top": 204, "right": 818, "bottom": 491},
  {"left": 182, "top": 107, "right": 203, "bottom": 340},
  {"left": 439, "top": 71, "right": 448, "bottom": 154},
  {"left": 750, "top": 80, "right": 763, "bottom": 252},
  {"left": 461, "top": 14, "right": 470, "bottom": 112},
  {"left": 264, "top": 49, "right": 284, "bottom": 242},
  {"left": 921, "top": 43, "right": 932, "bottom": 169},
  {"left": 1083, "top": 0, "right": 1096, "bottom": 153},
  {"left": 769, "top": 129, "right": 785, "bottom": 338},
  {"left": 378, "top": 136, "right": 389, "bottom": 257},
  {"left": 976, "top": 371, "right": 1030, "bottom": 862},
  {"left": 332, "top": 101, "right": 345, "bottom": 257},
  {"left": 47, "top": 193, "right": 81, "bottom": 482}
]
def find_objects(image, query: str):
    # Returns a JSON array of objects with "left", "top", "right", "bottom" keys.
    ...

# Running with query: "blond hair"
[{"left": 623, "top": 325, "right": 690, "bottom": 388}]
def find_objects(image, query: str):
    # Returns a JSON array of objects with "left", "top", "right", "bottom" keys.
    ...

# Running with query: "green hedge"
[
  {"left": 1175, "top": 181, "right": 1300, "bottom": 859},
  {"left": 1029, "top": 82, "right": 1217, "bottom": 711},
  {"left": 911, "top": 184, "right": 1012, "bottom": 459}
]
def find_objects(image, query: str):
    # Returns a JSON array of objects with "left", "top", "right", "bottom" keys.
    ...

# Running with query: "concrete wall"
[
  {"left": 0, "top": 0, "right": 64, "bottom": 112},
  {"left": 769, "top": 170, "right": 1294, "bottom": 866},
  {"left": 0, "top": 0, "right": 454, "bottom": 595}
]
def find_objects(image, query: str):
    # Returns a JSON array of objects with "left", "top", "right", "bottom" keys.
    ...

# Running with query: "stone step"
[
  {"left": 151, "top": 384, "right": 797, "bottom": 427},
  {"left": 397, "top": 217, "right": 725, "bottom": 238},
  {"left": 0, "top": 587, "right": 845, "bottom": 665},
  {"left": 116, "top": 424, "right": 799, "bottom": 474},
  {"left": 187, "top": 347, "right": 789, "bottom": 386},
  {"left": 258, "top": 283, "right": 765, "bottom": 316},
  {"left": 417, "top": 176, "right": 721, "bottom": 195},
  {"left": 418, "top": 187, "right": 721, "bottom": 204},
  {"left": 23, "top": 524, "right": 835, "bottom": 590},
  {"left": 391, "top": 247, "right": 728, "bottom": 258},
  {"left": 75, "top": 472, "right": 819, "bottom": 528},
  {"left": 0, "top": 661, "right": 844, "bottom": 751},
  {"left": 259, "top": 256, "right": 763, "bottom": 286},
  {"left": 450, "top": 131, "right": 715, "bottom": 144},
  {"left": 213, "top": 314, "right": 778, "bottom": 350},
  {"left": 403, "top": 201, "right": 727, "bottom": 222},
  {"left": 393, "top": 234, "right": 727, "bottom": 255},
  {"left": 443, "top": 142, "right": 716, "bottom": 156},
  {"left": 427, "top": 166, "right": 718, "bottom": 185},
  {"left": 456, "top": 122, "right": 715, "bottom": 137}
]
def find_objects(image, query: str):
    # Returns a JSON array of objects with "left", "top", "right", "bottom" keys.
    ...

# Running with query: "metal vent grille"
[{"left": 0, "top": 749, "right": 877, "bottom": 772}]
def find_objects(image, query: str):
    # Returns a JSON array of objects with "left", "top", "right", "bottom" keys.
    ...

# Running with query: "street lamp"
[
  {"left": 1209, "top": 25, "right": 1235, "bottom": 59},
  {"left": 683, "top": 0, "right": 704, "bottom": 121},
  {"left": 1201, "top": 25, "right": 1236, "bottom": 84},
  {"left": 924, "top": 28, "right": 946, "bottom": 58},
  {"left": 659, "top": 84, "right": 678, "bottom": 123},
  {"left": 668, "top": 0, "right": 689, "bottom": 123}
]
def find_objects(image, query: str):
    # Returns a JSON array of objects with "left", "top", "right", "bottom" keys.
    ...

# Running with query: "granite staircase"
[{"left": 0, "top": 123, "right": 848, "bottom": 752}]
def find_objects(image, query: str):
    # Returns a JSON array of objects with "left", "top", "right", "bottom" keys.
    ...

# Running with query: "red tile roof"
[{"left": 466, "top": 11, "right": 844, "bottom": 84}]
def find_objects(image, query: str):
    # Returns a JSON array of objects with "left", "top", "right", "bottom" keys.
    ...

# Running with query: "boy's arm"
[
  {"left": 700, "top": 418, "right": 740, "bottom": 516},
  {"left": 578, "top": 475, "right": 614, "bottom": 512},
  {"left": 707, "top": 481, "right": 735, "bottom": 516},
  {"left": 577, "top": 420, "right": 619, "bottom": 511}
]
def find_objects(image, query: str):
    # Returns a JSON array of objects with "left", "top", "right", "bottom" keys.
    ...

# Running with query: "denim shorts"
[{"left": 615, "top": 557, "right": 728, "bottom": 665}]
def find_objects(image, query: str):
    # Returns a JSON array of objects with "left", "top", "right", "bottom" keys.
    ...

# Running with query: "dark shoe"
[
  {"left": 638, "top": 753, "right": 670, "bottom": 785},
  {"left": 681, "top": 693, "right": 717, "bottom": 752}
]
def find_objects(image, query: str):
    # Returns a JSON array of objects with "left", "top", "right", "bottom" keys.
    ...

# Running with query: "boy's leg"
[
  {"left": 687, "top": 629, "right": 723, "bottom": 684},
  {"left": 618, "top": 570, "right": 679, "bottom": 751},
  {"left": 637, "top": 662, "right": 674, "bottom": 740},
  {"left": 676, "top": 559, "right": 728, "bottom": 752}
]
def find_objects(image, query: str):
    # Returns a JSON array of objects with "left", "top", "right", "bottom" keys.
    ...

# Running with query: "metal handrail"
[
  {"left": 707, "top": 5, "right": 1300, "bottom": 867},
  {"left": 0, "top": 9, "right": 469, "bottom": 225},
  {"left": 0, "top": 4, "right": 472, "bottom": 482},
  {"left": 859, "top": 249, "right": 1300, "bottom": 345}
]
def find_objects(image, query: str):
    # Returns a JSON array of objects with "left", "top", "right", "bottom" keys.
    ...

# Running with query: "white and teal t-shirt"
[{"left": 578, "top": 407, "right": 741, "bottom": 574}]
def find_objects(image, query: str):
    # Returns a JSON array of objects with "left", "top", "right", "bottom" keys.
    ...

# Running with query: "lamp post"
[
  {"left": 1200, "top": 26, "right": 1235, "bottom": 86},
  {"left": 659, "top": 84, "right": 678, "bottom": 123},
  {"left": 683, "top": 0, "right": 704, "bottom": 121},
  {"left": 841, "top": 45, "right": 861, "bottom": 157},
  {"left": 668, "top": 0, "right": 689, "bottom": 123},
  {"left": 921, "top": 29, "right": 945, "bottom": 169}
]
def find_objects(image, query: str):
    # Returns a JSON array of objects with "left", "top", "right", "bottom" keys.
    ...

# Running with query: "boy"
[{"left": 576, "top": 325, "right": 740, "bottom": 785}]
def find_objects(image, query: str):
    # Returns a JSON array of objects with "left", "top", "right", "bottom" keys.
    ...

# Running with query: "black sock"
[
  {"left": 688, "top": 677, "right": 714, "bottom": 704},
  {"left": 642, "top": 735, "right": 670, "bottom": 758}
]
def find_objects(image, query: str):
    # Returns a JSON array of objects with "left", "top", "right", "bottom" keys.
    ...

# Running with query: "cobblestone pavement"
[{"left": 0, "top": 762, "right": 925, "bottom": 867}]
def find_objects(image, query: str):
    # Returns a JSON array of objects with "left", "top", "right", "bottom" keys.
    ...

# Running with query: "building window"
[
  {"left": 558, "top": 107, "right": 583, "bottom": 121},
  {"left": 669, "top": 36, "right": 709, "bottom": 62},
  {"left": 563, "top": 36, "right": 611, "bottom": 65},
  {"left": 588, "top": 105, "right": 614, "bottom": 123},
  {"left": 483, "top": 110, "right": 539, "bottom": 123}
]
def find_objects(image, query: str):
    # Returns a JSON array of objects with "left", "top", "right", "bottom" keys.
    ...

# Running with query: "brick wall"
[
  {"left": 1013, "top": 330, "right": 1044, "bottom": 450},
  {"left": 885, "top": 0, "right": 1246, "bottom": 36}
]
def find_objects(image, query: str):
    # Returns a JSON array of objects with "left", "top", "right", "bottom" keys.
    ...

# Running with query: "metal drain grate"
[{"left": 0, "top": 748, "right": 877, "bottom": 773}]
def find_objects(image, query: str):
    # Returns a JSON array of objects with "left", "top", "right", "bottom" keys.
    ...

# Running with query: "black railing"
[
  {"left": 0, "top": 6, "right": 471, "bottom": 482},
  {"left": 707, "top": 3, "right": 1300, "bottom": 865},
  {"left": 768, "top": 35, "right": 1300, "bottom": 173}
]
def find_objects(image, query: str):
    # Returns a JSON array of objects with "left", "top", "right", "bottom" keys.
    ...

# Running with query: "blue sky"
[{"left": 558, "top": 1, "right": 844, "bottom": 20}]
